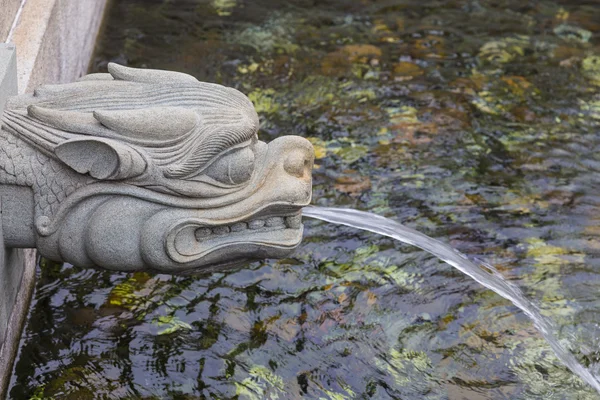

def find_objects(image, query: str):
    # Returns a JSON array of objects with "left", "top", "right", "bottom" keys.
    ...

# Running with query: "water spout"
[{"left": 303, "top": 206, "right": 600, "bottom": 394}]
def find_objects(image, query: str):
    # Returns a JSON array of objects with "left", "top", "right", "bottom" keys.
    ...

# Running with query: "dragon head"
[{"left": 1, "top": 64, "right": 314, "bottom": 273}]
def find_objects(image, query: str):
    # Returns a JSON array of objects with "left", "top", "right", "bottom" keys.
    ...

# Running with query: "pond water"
[{"left": 8, "top": 0, "right": 600, "bottom": 399}]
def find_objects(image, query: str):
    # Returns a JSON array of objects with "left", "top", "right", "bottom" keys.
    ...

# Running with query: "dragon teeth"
[
  {"left": 213, "top": 226, "right": 230, "bottom": 235},
  {"left": 195, "top": 215, "right": 301, "bottom": 241},
  {"left": 230, "top": 222, "right": 247, "bottom": 232},
  {"left": 285, "top": 215, "right": 302, "bottom": 228},
  {"left": 265, "top": 217, "right": 285, "bottom": 227},
  {"left": 248, "top": 219, "right": 265, "bottom": 229}
]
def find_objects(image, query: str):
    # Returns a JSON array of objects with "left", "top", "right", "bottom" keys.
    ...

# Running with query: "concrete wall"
[{"left": 0, "top": 1, "right": 108, "bottom": 397}]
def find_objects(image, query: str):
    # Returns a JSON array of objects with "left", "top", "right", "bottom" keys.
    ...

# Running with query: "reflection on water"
[{"left": 9, "top": 0, "right": 600, "bottom": 398}]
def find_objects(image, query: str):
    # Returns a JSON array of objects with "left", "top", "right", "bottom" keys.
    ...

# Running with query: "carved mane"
[{"left": 1, "top": 63, "right": 259, "bottom": 180}]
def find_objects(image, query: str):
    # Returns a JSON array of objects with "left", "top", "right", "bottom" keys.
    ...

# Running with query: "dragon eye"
[{"left": 204, "top": 146, "right": 255, "bottom": 185}]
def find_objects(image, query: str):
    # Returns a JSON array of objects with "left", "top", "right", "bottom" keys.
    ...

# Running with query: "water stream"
[{"left": 303, "top": 206, "right": 600, "bottom": 394}]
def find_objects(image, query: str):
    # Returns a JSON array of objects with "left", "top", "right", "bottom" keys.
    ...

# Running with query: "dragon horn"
[{"left": 108, "top": 63, "right": 198, "bottom": 84}]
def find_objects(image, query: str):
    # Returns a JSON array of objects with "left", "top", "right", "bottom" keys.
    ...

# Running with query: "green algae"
[
  {"left": 583, "top": 56, "right": 600, "bottom": 86},
  {"left": 478, "top": 35, "right": 530, "bottom": 64},
  {"left": 554, "top": 24, "right": 593, "bottom": 44}
]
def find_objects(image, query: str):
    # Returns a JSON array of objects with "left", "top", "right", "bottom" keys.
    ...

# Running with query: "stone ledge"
[
  {"left": 0, "top": 249, "right": 35, "bottom": 399},
  {"left": 0, "top": 0, "right": 21, "bottom": 42},
  {"left": 0, "top": 44, "right": 16, "bottom": 112},
  {"left": 8, "top": 0, "right": 108, "bottom": 93}
]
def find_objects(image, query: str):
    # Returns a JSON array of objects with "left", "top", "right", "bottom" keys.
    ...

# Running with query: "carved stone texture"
[{"left": 0, "top": 64, "right": 314, "bottom": 273}]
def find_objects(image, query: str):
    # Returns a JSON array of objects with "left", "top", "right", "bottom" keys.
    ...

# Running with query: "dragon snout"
[
  {"left": 269, "top": 135, "right": 314, "bottom": 178},
  {"left": 283, "top": 143, "right": 314, "bottom": 179}
]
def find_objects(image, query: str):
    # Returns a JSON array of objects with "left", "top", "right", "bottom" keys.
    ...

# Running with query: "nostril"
[{"left": 284, "top": 149, "right": 311, "bottom": 178}]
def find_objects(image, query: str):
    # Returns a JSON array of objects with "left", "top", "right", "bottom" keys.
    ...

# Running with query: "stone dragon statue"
[{"left": 0, "top": 64, "right": 314, "bottom": 273}]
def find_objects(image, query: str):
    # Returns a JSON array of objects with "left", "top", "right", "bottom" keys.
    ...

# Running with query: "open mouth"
[
  {"left": 166, "top": 210, "right": 305, "bottom": 266},
  {"left": 193, "top": 214, "right": 302, "bottom": 240}
]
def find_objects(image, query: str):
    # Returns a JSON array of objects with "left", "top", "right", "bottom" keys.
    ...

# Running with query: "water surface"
[
  {"left": 303, "top": 206, "right": 600, "bottom": 395},
  {"left": 9, "top": 0, "right": 600, "bottom": 398}
]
